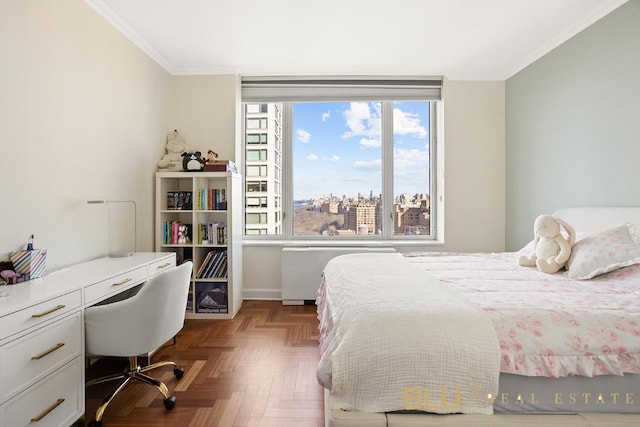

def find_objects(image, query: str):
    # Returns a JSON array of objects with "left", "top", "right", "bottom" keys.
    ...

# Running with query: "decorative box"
[
  {"left": 10, "top": 249, "right": 47, "bottom": 279},
  {"left": 203, "top": 160, "right": 238, "bottom": 173}
]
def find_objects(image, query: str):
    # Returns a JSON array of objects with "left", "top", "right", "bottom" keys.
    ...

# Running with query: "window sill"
[{"left": 242, "top": 239, "right": 445, "bottom": 248}]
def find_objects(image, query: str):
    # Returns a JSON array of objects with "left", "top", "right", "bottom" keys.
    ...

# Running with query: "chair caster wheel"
[
  {"left": 87, "top": 420, "right": 102, "bottom": 427},
  {"left": 174, "top": 367, "right": 185, "bottom": 379},
  {"left": 164, "top": 396, "right": 177, "bottom": 410}
]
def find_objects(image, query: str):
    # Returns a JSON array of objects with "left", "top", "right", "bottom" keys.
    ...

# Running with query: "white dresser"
[{"left": 0, "top": 252, "right": 175, "bottom": 427}]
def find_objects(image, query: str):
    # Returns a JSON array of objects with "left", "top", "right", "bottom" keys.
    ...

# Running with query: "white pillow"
[{"left": 566, "top": 223, "right": 640, "bottom": 279}]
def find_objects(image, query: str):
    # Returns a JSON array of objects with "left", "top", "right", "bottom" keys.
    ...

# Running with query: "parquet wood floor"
[{"left": 84, "top": 300, "right": 324, "bottom": 427}]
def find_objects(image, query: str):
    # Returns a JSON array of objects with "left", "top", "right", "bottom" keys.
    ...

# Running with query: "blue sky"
[{"left": 292, "top": 101, "right": 430, "bottom": 201}]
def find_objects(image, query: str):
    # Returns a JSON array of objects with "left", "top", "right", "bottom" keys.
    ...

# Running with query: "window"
[
  {"left": 246, "top": 213, "right": 267, "bottom": 224},
  {"left": 241, "top": 77, "right": 441, "bottom": 240},
  {"left": 246, "top": 149, "right": 267, "bottom": 161},
  {"left": 292, "top": 101, "right": 384, "bottom": 236},
  {"left": 246, "top": 181, "right": 268, "bottom": 192},
  {"left": 392, "top": 101, "right": 431, "bottom": 236},
  {"left": 247, "top": 103, "right": 268, "bottom": 113},
  {"left": 247, "top": 118, "right": 267, "bottom": 129},
  {"left": 247, "top": 133, "right": 268, "bottom": 144},
  {"left": 246, "top": 196, "right": 268, "bottom": 208},
  {"left": 246, "top": 165, "right": 267, "bottom": 177}
]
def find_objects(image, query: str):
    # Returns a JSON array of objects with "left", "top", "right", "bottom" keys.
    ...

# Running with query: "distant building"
[
  {"left": 394, "top": 198, "right": 430, "bottom": 235},
  {"left": 244, "top": 103, "right": 283, "bottom": 235},
  {"left": 345, "top": 202, "right": 380, "bottom": 235},
  {"left": 320, "top": 200, "right": 339, "bottom": 214}
]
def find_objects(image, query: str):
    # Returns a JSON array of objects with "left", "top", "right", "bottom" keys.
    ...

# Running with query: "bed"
[{"left": 317, "top": 207, "right": 640, "bottom": 426}]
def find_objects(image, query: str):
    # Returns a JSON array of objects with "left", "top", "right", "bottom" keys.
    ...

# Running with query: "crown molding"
[{"left": 84, "top": 0, "right": 177, "bottom": 74}]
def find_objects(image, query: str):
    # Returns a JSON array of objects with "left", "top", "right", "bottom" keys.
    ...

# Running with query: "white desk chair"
[{"left": 84, "top": 261, "right": 193, "bottom": 427}]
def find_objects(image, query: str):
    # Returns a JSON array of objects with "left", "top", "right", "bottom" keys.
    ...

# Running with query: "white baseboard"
[{"left": 243, "top": 288, "right": 282, "bottom": 300}]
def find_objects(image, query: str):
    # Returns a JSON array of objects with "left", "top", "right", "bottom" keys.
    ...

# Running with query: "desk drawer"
[
  {"left": 0, "top": 291, "right": 81, "bottom": 341},
  {"left": 84, "top": 266, "right": 147, "bottom": 305},
  {"left": 148, "top": 257, "right": 176, "bottom": 277},
  {"left": 0, "top": 358, "right": 82, "bottom": 427},
  {"left": 0, "top": 311, "right": 82, "bottom": 403}
]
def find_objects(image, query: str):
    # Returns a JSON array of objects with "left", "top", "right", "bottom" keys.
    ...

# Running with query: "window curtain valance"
[{"left": 241, "top": 76, "right": 442, "bottom": 102}]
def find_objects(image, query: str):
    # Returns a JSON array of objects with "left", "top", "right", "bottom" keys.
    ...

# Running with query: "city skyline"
[
  {"left": 294, "top": 191, "right": 429, "bottom": 205},
  {"left": 292, "top": 101, "right": 430, "bottom": 201}
]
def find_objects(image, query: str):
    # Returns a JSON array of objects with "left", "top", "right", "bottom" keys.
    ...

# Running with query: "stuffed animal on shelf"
[
  {"left": 518, "top": 214, "right": 576, "bottom": 274},
  {"left": 181, "top": 151, "right": 205, "bottom": 171},
  {"left": 177, "top": 224, "right": 190, "bottom": 244},
  {"left": 158, "top": 130, "right": 196, "bottom": 169}
]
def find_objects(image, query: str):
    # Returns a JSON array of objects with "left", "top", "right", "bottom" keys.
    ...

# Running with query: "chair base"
[{"left": 86, "top": 356, "right": 185, "bottom": 426}]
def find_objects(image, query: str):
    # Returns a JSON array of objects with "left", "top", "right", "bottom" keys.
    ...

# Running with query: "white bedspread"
[{"left": 317, "top": 252, "right": 500, "bottom": 414}]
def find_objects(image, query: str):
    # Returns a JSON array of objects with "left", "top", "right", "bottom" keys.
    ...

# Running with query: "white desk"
[{"left": 0, "top": 252, "right": 176, "bottom": 427}]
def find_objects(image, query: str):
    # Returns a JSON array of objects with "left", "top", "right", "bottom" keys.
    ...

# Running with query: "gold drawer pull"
[
  {"left": 31, "top": 304, "right": 66, "bottom": 318},
  {"left": 156, "top": 263, "right": 171, "bottom": 269},
  {"left": 30, "top": 398, "right": 65, "bottom": 422},
  {"left": 31, "top": 343, "right": 65, "bottom": 360},
  {"left": 113, "top": 277, "right": 132, "bottom": 286}
]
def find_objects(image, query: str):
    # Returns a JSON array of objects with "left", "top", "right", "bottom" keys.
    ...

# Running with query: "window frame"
[{"left": 240, "top": 77, "right": 442, "bottom": 243}]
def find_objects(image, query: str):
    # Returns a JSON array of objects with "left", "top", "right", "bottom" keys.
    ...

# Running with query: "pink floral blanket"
[{"left": 404, "top": 252, "right": 640, "bottom": 378}]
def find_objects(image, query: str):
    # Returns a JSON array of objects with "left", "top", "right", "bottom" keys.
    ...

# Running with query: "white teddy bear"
[
  {"left": 518, "top": 214, "right": 576, "bottom": 274},
  {"left": 158, "top": 130, "right": 196, "bottom": 169}
]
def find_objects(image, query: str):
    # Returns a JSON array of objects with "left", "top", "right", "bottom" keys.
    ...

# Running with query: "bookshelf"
[{"left": 155, "top": 171, "right": 243, "bottom": 319}]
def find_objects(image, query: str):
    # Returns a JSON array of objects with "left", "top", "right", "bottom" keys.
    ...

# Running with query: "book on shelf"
[
  {"left": 197, "top": 222, "right": 226, "bottom": 244},
  {"left": 167, "top": 191, "right": 192, "bottom": 210},
  {"left": 217, "top": 258, "right": 228, "bottom": 278},
  {"left": 212, "top": 251, "right": 227, "bottom": 278},
  {"left": 195, "top": 187, "right": 227, "bottom": 210},
  {"left": 197, "top": 223, "right": 208, "bottom": 244},
  {"left": 210, "top": 251, "right": 227, "bottom": 278},
  {"left": 201, "top": 251, "right": 221, "bottom": 278},
  {"left": 212, "top": 222, "right": 227, "bottom": 244},
  {"left": 196, "top": 251, "right": 214, "bottom": 278},
  {"left": 219, "top": 188, "right": 227, "bottom": 210},
  {"left": 207, "top": 222, "right": 218, "bottom": 243},
  {"left": 204, "top": 252, "right": 222, "bottom": 279},
  {"left": 198, "top": 251, "right": 215, "bottom": 278},
  {"left": 198, "top": 249, "right": 228, "bottom": 279}
]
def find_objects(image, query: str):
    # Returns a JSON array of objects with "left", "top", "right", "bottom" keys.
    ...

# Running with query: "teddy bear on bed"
[{"left": 518, "top": 214, "right": 576, "bottom": 274}]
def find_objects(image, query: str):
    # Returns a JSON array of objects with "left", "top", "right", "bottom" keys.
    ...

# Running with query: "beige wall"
[
  {"left": 0, "top": 0, "right": 171, "bottom": 269},
  {"left": 168, "top": 75, "right": 241, "bottom": 162},
  {"left": 442, "top": 80, "right": 505, "bottom": 253}
]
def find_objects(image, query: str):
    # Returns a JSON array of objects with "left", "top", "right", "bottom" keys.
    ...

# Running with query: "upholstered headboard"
[{"left": 553, "top": 207, "right": 640, "bottom": 235}]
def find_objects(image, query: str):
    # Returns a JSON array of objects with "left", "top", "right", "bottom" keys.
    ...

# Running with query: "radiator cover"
[{"left": 281, "top": 247, "right": 396, "bottom": 305}]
